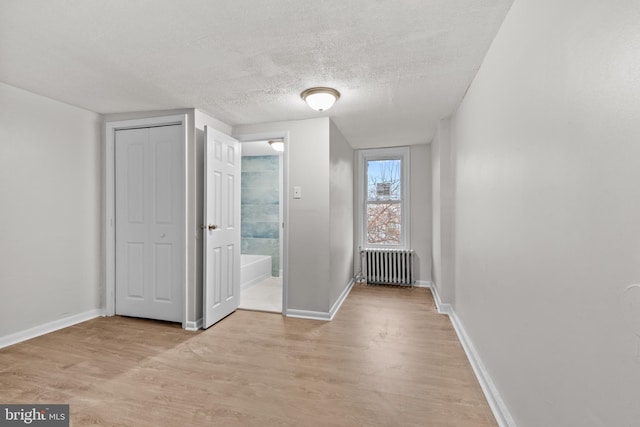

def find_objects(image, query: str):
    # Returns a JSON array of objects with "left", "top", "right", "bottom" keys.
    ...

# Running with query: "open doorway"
[{"left": 237, "top": 139, "right": 284, "bottom": 313}]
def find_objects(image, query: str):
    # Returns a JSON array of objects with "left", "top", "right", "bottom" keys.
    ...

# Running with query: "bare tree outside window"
[{"left": 366, "top": 159, "right": 401, "bottom": 245}]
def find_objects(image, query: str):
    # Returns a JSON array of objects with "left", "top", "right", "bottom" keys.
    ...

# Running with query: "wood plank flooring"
[{"left": 0, "top": 285, "right": 496, "bottom": 426}]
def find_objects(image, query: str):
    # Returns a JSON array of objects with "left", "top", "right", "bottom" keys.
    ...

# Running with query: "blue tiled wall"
[{"left": 241, "top": 156, "right": 280, "bottom": 276}]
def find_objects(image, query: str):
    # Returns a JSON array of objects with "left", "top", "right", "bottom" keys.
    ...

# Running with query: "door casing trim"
[{"left": 104, "top": 114, "right": 189, "bottom": 328}]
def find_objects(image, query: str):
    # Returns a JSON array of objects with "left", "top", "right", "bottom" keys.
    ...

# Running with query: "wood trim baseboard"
[
  {"left": 287, "top": 278, "right": 355, "bottom": 322},
  {"left": 429, "top": 283, "right": 452, "bottom": 315},
  {"left": 414, "top": 280, "right": 432, "bottom": 288},
  {"left": 185, "top": 318, "right": 203, "bottom": 331},
  {"left": 286, "top": 309, "right": 331, "bottom": 321},
  {"left": 0, "top": 309, "right": 105, "bottom": 350},
  {"left": 329, "top": 278, "right": 355, "bottom": 320},
  {"left": 427, "top": 287, "right": 515, "bottom": 427}
]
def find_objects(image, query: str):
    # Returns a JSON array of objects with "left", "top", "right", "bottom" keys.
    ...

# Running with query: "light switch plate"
[{"left": 293, "top": 186, "right": 302, "bottom": 199}]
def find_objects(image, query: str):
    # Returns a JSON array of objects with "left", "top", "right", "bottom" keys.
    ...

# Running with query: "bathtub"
[{"left": 240, "top": 254, "right": 272, "bottom": 290}]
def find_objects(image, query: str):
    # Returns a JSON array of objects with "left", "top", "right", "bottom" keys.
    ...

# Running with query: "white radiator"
[{"left": 361, "top": 249, "right": 415, "bottom": 286}]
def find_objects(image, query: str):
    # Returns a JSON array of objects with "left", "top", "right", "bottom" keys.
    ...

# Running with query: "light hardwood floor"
[{"left": 0, "top": 285, "right": 496, "bottom": 426}]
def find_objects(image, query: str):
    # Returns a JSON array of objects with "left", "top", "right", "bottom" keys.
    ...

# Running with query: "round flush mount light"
[
  {"left": 300, "top": 87, "right": 340, "bottom": 112},
  {"left": 269, "top": 140, "right": 284, "bottom": 152}
]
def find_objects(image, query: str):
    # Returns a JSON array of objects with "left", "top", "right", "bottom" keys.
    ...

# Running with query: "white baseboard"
[
  {"left": 0, "top": 308, "right": 105, "bottom": 350},
  {"left": 287, "top": 278, "right": 355, "bottom": 321},
  {"left": 429, "top": 283, "right": 452, "bottom": 315},
  {"left": 329, "top": 278, "right": 354, "bottom": 320},
  {"left": 414, "top": 280, "right": 432, "bottom": 288},
  {"left": 286, "top": 309, "right": 331, "bottom": 321},
  {"left": 185, "top": 318, "right": 203, "bottom": 331},
  {"left": 427, "top": 287, "right": 515, "bottom": 427}
]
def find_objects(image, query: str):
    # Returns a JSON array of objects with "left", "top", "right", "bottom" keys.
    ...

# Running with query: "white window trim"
[{"left": 357, "top": 146, "right": 411, "bottom": 250}]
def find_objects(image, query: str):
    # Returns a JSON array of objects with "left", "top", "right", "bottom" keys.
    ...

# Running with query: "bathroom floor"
[{"left": 239, "top": 276, "right": 282, "bottom": 313}]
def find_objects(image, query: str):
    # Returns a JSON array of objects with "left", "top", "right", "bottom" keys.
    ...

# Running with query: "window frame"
[{"left": 357, "top": 147, "right": 411, "bottom": 250}]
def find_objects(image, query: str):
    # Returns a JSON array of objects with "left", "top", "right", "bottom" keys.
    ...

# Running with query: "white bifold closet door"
[{"left": 115, "top": 125, "right": 183, "bottom": 322}]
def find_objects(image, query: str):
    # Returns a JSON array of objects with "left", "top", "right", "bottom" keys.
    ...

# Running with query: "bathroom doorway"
[{"left": 237, "top": 138, "right": 285, "bottom": 313}]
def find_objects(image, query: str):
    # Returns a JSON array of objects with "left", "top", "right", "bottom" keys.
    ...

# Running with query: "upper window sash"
[{"left": 366, "top": 199, "right": 402, "bottom": 205}]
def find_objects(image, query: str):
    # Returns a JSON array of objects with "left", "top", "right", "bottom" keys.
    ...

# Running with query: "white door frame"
[
  {"left": 234, "top": 131, "right": 289, "bottom": 315},
  {"left": 104, "top": 114, "right": 189, "bottom": 328}
]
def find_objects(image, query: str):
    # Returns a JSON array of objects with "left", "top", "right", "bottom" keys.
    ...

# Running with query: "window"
[{"left": 358, "top": 147, "right": 410, "bottom": 248}]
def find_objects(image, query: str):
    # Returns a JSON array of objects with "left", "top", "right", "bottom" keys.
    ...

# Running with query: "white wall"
[
  {"left": 0, "top": 82, "right": 102, "bottom": 338},
  {"left": 452, "top": 0, "right": 640, "bottom": 425},
  {"left": 234, "top": 118, "right": 333, "bottom": 313},
  {"left": 431, "top": 119, "right": 455, "bottom": 303},
  {"left": 409, "top": 144, "right": 432, "bottom": 284},
  {"left": 431, "top": 128, "right": 442, "bottom": 292},
  {"left": 329, "top": 120, "right": 354, "bottom": 306}
]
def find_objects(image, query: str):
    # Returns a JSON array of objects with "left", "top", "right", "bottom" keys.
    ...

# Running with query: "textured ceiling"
[{"left": 0, "top": 0, "right": 513, "bottom": 148}]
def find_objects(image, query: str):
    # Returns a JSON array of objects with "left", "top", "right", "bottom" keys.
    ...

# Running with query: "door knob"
[{"left": 200, "top": 224, "right": 218, "bottom": 231}]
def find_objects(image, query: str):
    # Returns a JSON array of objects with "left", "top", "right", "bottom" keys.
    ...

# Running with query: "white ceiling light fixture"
[
  {"left": 301, "top": 87, "right": 340, "bottom": 112},
  {"left": 269, "top": 140, "right": 284, "bottom": 152}
]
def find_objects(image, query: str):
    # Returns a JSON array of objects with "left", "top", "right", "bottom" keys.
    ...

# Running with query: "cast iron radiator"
[{"left": 361, "top": 249, "right": 415, "bottom": 286}]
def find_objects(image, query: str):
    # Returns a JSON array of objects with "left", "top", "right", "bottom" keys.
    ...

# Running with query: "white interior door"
[
  {"left": 115, "top": 125, "right": 183, "bottom": 322},
  {"left": 203, "top": 126, "right": 241, "bottom": 328}
]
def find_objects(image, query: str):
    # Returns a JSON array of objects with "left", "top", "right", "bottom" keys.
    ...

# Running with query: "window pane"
[
  {"left": 367, "top": 159, "right": 401, "bottom": 201},
  {"left": 366, "top": 203, "right": 401, "bottom": 245}
]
